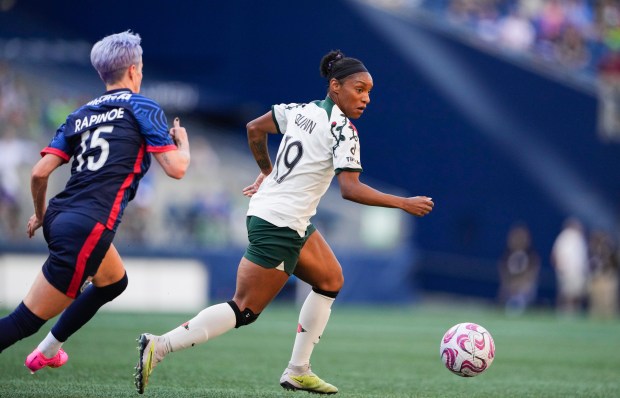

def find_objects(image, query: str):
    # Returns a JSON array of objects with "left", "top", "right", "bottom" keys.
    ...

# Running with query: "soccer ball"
[{"left": 439, "top": 322, "right": 495, "bottom": 377}]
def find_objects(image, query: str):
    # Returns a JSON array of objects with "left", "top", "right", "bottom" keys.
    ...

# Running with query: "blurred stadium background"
[{"left": 0, "top": 0, "right": 619, "bottom": 315}]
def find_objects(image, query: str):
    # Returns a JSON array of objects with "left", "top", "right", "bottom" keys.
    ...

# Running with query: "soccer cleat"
[
  {"left": 280, "top": 363, "right": 338, "bottom": 395},
  {"left": 134, "top": 333, "right": 164, "bottom": 394},
  {"left": 24, "top": 348, "right": 68, "bottom": 374}
]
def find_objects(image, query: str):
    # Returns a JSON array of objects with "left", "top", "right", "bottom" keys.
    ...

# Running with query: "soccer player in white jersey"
[{"left": 135, "top": 50, "right": 434, "bottom": 395}]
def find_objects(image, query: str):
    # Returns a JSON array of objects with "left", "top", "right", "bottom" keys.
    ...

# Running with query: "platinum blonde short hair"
[{"left": 90, "top": 30, "right": 142, "bottom": 85}]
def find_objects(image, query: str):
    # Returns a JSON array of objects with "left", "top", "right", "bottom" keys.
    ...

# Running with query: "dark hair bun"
[{"left": 320, "top": 50, "right": 345, "bottom": 78}]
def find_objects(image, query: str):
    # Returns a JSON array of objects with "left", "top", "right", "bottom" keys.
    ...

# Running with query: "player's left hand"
[
  {"left": 242, "top": 173, "right": 267, "bottom": 197},
  {"left": 27, "top": 213, "right": 43, "bottom": 238},
  {"left": 402, "top": 196, "right": 434, "bottom": 217},
  {"left": 169, "top": 117, "right": 188, "bottom": 144}
]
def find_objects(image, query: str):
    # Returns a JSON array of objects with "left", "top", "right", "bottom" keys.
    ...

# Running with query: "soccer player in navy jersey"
[{"left": 0, "top": 30, "right": 191, "bottom": 373}]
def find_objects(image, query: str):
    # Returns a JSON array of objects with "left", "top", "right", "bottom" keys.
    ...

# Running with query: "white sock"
[
  {"left": 37, "top": 332, "right": 63, "bottom": 358},
  {"left": 162, "top": 303, "right": 236, "bottom": 353},
  {"left": 289, "top": 290, "right": 335, "bottom": 367}
]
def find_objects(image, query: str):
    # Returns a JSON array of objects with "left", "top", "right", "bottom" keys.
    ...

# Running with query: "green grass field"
[{"left": 1, "top": 302, "right": 618, "bottom": 397}]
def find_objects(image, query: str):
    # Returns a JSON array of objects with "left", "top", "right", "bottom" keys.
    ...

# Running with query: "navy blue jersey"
[{"left": 43, "top": 89, "right": 176, "bottom": 231}]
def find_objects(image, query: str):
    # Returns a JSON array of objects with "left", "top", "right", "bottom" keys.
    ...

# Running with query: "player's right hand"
[
  {"left": 242, "top": 173, "right": 267, "bottom": 197},
  {"left": 27, "top": 214, "right": 43, "bottom": 238}
]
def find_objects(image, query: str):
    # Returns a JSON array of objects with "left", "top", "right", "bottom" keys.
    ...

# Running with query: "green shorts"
[{"left": 243, "top": 216, "right": 316, "bottom": 275}]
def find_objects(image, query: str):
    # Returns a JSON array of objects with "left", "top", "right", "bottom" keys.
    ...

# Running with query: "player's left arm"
[
  {"left": 336, "top": 170, "right": 434, "bottom": 217},
  {"left": 152, "top": 117, "right": 191, "bottom": 179},
  {"left": 28, "top": 154, "right": 64, "bottom": 237}
]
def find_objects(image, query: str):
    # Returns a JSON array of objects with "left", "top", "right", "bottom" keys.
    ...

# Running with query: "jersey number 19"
[{"left": 273, "top": 135, "right": 303, "bottom": 184}]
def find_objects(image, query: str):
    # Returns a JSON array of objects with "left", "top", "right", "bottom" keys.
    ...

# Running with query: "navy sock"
[
  {"left": 0, "top": 302, "right": 46, "bottom": 353},
  {"left": 51, "top": 273, "right": 128, "bottom": 342}
]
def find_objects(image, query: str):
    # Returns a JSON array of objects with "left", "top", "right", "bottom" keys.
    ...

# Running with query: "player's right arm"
[
  {"left": 28, "top": 154, "right": 64, "bottom": 237},
  {"left": 246, "top": 110, "right": 278, "bottom": 175},
  {"left": 243, "top": 111, "right": 279, "bottom": 197},
  {"left": 152, "top": 117, "right": 191, "bottom": 179}
]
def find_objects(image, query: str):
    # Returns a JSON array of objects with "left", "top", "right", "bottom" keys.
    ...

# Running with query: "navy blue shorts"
[{"left": 42, "top": 210, "right": 115, "bottom": 298}]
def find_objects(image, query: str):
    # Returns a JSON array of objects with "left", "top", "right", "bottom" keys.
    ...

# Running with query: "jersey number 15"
[{"left": 76, "top": 125, "right": 112, "bottom": 172}]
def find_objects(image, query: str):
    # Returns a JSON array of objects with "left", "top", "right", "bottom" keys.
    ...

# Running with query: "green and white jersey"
[{"left": 247, "top": 96, "right": 363, "bottom": 236}]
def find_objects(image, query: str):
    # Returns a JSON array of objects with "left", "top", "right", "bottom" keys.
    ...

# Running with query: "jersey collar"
[
  {"left": 103, "top": 88, "right": 132, "bottom": 96},
  {"left": 321, "top": 95, "right": 337, "bottom": 119}
]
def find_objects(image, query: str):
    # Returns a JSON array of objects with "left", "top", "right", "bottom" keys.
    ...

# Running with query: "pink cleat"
[{"left": 24, "top": 348, "right": 69, "bottom": 374}]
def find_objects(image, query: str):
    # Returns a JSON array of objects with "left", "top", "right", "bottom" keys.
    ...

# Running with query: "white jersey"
[{"left": 247, "top": 96, "right": 363, "bottom": 236}]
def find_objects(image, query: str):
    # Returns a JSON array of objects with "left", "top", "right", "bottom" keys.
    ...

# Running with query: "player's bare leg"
[
  {"left": 23, "top": 272, "right": 73, "bottom": 320},
  {"left": 92, "top": 244, "right": 126, "bottom": 288},
  {"left": 232, "top": 258, "right": 291, "bottom": 312},
  {"left": 27, "top": 245, "right": 128, "bottom": 374},
  {"left": 294, "top": 230, "right": 344, "bottom": 292},
  {"left": 135, "top": 258, "right": 289, "bottom": 394}
]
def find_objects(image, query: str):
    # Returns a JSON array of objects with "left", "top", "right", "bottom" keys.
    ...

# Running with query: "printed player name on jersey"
[
  {"left": 87, "top": 92, "right": 132, "bottom": 106},
  {"left": 75, "top": 107, "right": 125, "bottom": 132},
  {"left": 294, "top": 113, "right": 316, "bottom": 134}
]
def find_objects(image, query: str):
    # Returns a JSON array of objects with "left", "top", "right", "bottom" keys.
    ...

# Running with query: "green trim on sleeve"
[
  {"left": 270, "top": 105, "right": 282, "bottom": 134},
  {"left": 335, "top": 167, "right": 363, "bottom": 175}
]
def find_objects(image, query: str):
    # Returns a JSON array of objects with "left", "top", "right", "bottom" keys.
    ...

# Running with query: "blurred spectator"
[
  {"left": 417, "top": 0, "right": 606, "bottom": 76},
  {"left": 497, "top": 7, "right": 536, "bottom": 52},
  {"left": 188, "top": 191, "right": 232, "bottom": 247},
  {"left": 166, "top": 190, "right": 232, "bottom": 248},
  {"left": 518, "top": 0, "right": 545, "bottom": 20},
  {"left": 587, "top": 230, "right": 619, "bottom": 319},
  {"left": 118, "top": 172, "right": 155, "bottom": 245},
  {"left": 446, "top": 0, "right": 481, "bottom": 27},
  {"left": 550, "top": 217, "right": 589, "bottom": 316},
  {"left": 475, "top": 1, "right": 501, "bottom": 43},
  {"left": 44, "top": 95, "right": 78, "bottom": 131},
  {"left": 0, "top": 62, "right": 29, "bottom": 127},
  {"left": 537, "top": 0, "right": 567, "bottom": 43},
  {"left": 555, "top": 24, "right": 591, "bottom": 69},
  {"left": 598, "top": 0, "right": 620, "bottom": 50},
  {"left": 0, "top": 126, "right": 36, "bottom": 240},
  {"left": 597, "top": 48, "right": 620, "bottom": 141},
  {"left": 565, "top": 0, "right": 595, "bottom": 38},
  {"left": 497, "top": 222, "right": 540, "bottom": 315}
]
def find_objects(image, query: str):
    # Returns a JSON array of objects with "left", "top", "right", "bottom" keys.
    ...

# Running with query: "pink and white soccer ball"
[{"left": 439, "top": 322, "right": 495, "bottom": 377}]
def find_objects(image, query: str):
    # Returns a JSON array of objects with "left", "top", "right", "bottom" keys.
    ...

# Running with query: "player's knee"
[
  {"left": 312, "top": 287, "right": 340, "bottom": 299},
  {"left": 227, "top": 300, "right": 260, "bottom": 328},
  {"left": 333, "top": 274, "right": 345, "bottom": 291},
  {"left": 314, "top": 274, "right": 344, "bottom": 294},
  {"left": 96, "top": 272, "right": 128, "bottom": 302}
]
